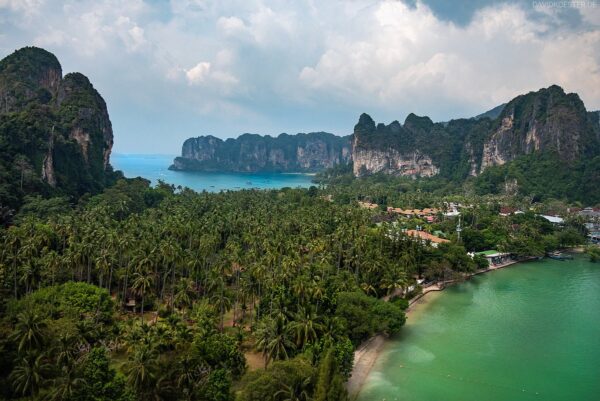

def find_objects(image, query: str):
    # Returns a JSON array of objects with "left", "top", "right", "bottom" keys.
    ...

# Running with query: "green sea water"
[{"left": 357, "top": 256, "right": 600, "bottom": 401}]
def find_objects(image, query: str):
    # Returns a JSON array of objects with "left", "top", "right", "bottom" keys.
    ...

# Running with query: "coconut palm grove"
[{"left": 1, "top": 1, "right": 600, "bottom": 400}]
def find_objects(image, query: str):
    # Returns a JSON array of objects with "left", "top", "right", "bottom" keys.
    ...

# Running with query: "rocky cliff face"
[
  {"left": 352, "top": 86, "right": 599, "bottom": 179},
  {"left": 478, "top": 85, "right": 597, "bottom": 172},
  {"left": 171, "top": 132, "right": 351, "bottom": 173},
  {"left": 0, "top": 47, "right": 116, "bottom": 209},
  {"left": 173, "top": 85, "right": 598, "bottom": 187},
  {"left": 351, "top": 114, "right": 440, "bottom": 177}
]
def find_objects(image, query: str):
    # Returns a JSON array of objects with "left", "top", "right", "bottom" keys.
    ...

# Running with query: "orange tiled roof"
[
  {"left": 358, "top": 201, "right": 379, "bottom": 209},
  {"left": 406, "top": 230, "right": 450, "bottom": 244}
]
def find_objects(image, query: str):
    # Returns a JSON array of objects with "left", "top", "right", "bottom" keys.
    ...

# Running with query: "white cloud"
[
  {"left": 185, "top": 61, "right": 211, "bottom": 84},
  {"left": 1, "top": 0, "right": 599, "bottom": 153},
  {"left": 299, "top": 1, "right": 600, "bottom": 116}
]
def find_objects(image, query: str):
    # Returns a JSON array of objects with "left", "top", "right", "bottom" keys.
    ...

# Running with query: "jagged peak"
[
  {"left": 0, "top": 46, "right": 62, "bottom": 75},
  {"left": 358, "top": 113, "right": 374, "bottom": 124},
  {"left": 404, "top": 113, "right": 433, "bottom": 130},
  {"left": 63, "top": 72, "right": 92, "bottom": 87},
  {"left": 354, "top": 113, "right": 376, "bottom": 135},
  {"left": 388, "top": 120, "right": 402, "bottom": 133}
]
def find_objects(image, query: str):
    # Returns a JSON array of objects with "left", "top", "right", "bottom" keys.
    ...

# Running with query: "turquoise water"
[
  {"left": 111, "top": 154, "right": 315, "bottom": 192},
  {"left": 358, "top": 256, "right": 600, "bottom": 401}
]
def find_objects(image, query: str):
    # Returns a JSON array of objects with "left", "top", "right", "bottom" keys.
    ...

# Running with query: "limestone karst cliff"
[
  {"left": 0, "top": 47, "right": 117, "bottom": 209},
  {"left": 352, "top": 85, "right": 599, "bottom": 180},
  {"left": 171, "top": 85, "right": 599, "bottom": 201},
  {"left": 170, "top": 132, "right": 351, "bottom": 173}
]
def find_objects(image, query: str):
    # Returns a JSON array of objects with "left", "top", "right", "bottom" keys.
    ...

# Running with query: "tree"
[
  {"left": 288, "top": 306, "right": 323, "bottom": 350},
  {"left": 174, "top": 277, "right": 195, "bottom": 315},
  {"left": 123, "top": 345, "right": 158, "bottom": 397},
  {"left": 11, "top": 308, "right": 47, "bottom": 353},
  {"left": 131, "top": 270, "right": 153, "bottom": 322},
  {"left": 46, "top": 364, "right": 86, "bottom": 401},
  {"left": 74, "top": 347, "right": 131, "bottom": 401},
  {"left": 314, "top": 347, "right": 348, "bottom": 401},
  {"left": 275, "top": 377, "right": 312, "bottom": 401},
  {"left": 9, "top": 351, "right": 52, "bottom": 398},
  {"left": 237, "top": 357, "right": 315, "bottom": 401},
  {"left": 193, "top": 333, "right": 247, "bottom": 379},
  {"left": 256, "top": 316, "right": 295, "bottom": 367},
  {"left": 200, "top": 369, "right": 233, "bottom": 401}
]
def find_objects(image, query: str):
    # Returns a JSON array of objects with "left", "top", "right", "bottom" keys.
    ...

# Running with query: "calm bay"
[
  {"left": 111, "top": 154, "right": 315, "bottom": 192},
  {"left": 358, "top": 256, "right": 600, "bottom": 401}
]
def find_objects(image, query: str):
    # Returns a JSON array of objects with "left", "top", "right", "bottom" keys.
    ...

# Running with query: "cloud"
[
  {"left": 185, "top": 62, "right": 211, "bottom": 84},
  {"left": 1, "top": 0, "right": 599, "bottom": 154},
  {"left": 299, "top": 1, "right": 600, "bottom": 117}
]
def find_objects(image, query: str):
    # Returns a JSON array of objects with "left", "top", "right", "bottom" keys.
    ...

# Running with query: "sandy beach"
[{"left": 346, "top": 257, "right": 530, "bottom": 400}]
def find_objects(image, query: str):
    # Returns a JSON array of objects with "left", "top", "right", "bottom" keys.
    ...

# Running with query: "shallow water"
[
  {"left": 111, "top": 154, "right": 315, "bottom": 191},
  {"left": 358, "top": 256, "right": 600, "bottom": 401}
]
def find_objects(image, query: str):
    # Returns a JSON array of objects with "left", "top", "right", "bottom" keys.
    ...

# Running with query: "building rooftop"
[{"left": 406, "top": 230, "right": 450, "bottom": 244}]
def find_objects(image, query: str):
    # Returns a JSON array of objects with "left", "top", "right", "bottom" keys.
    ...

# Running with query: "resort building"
[
  {"left": 539, "top": 215, "right": 564, "bottom": 225},
  {"left": 579, "top": 207, "right": 600, "bottom": 220},
  {"left": 358, "top": 201, "right": 379, "bottom": 209},
  {"left": 386, "top": 207, "right": 440, "bottom": 219},
  {"left": 499, "top": 207, "right": 524, "bottom": 216},
  {"left": 405, "top": 230, "right": 449, "bottom": 248},
  {"left": 475, "top": 250, "right": 511, "bottom": 266}
]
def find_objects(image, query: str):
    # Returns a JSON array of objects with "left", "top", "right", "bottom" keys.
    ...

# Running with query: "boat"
[{"left": 547, "top": 251, "right": 573, "bottom": 261}]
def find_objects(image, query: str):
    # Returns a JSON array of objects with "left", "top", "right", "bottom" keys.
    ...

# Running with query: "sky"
[{"left": 1, "top": 0, "right": 599, "bottom": 154}]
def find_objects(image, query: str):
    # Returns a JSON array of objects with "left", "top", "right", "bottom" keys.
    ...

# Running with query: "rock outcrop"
[
  {"left": 172, "top": 85, "right": 598, "bottom": 200},
  {"left": 351, "top": 113, "right": 440, "bottom": 177},
  {"left": 171, "top": 132, "right": 351, "bottom": 173},
  {"left": 352, "top": 86, "right": 599, "bottom": 179},
  {"left": 0, "top": 46, "right": 117, "bottom": 209},
  {"left": 478, "top": 85, "right": 597, "bottom": 172}
]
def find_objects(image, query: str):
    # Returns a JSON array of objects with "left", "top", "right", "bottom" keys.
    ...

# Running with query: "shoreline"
[{"left": 346, "top": 257, "right": 535, "bottom": 400}]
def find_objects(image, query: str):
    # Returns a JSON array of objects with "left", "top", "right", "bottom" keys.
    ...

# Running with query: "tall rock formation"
[
  {"left": 479, "top": 85, "right": 598, "bottom": 172},
  {"left": 171, "top": 85, "right": 598, "bottom": 201},
  {"left": 0, "top": 47, "right": 116, "bottom": 209},
  {"left": 352, "top": 113, "right": 441, "bottom": 177},
  {"left": 351, "top": 85, "right": 600, "bottom": 181},
  {"left": 170, "top": 132, "right": 351, "bottom": 173}
]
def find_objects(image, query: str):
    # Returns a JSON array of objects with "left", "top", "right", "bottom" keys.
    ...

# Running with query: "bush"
[
  {"left": 8, "top": 282, "right": 114, "bottom": 323},
  {"left": 334, "top": 291, "right": 406, "bottom": 345},
  {"left": 237, "top": 357, "right": 315, "bottom": 401}
]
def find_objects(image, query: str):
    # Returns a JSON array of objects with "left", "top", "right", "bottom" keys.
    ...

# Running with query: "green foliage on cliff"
[
  {"left": 0, "top": 47, "right": 119, "bottom": 215},
  {"left": 349, "top": 85, "right": 600, "bottom": 204},
  {"left": 474, "top": 152, "right": 600, "bottom": 204}
]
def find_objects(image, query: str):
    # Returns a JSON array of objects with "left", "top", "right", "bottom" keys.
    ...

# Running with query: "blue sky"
[{"left": 1, "top": 0, "right": 599, "bottom": 154}]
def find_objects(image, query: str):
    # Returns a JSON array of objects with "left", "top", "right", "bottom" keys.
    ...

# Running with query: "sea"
[
  {"left": 358, "top": 255, "right": 600, "bottom": 401},
  {"left": 111, "top": 154, "right": 315, "bottom": 192}
]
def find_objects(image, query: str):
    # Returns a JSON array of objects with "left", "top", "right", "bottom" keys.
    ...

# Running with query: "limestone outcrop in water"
[{"left": 170, "top": 132, "right": 352, "bottom": 173}]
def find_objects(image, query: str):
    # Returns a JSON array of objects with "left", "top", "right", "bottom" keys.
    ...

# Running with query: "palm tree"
[
  {"left": 256, "top": 315, "right": 295, "bottom": 367},
  {"left": 52, "top": 334, "right": 78, "bottom": 367},
  {"left": 274, "top": 377, "right": 313, "bottom": 401},
  {"left": 174, "top": 353, "right": 209, "bottom": 399},
  {"left": 11, "top": 309, "right": 47, "bottom": 353},
  {"left": 131, "top": 269, "right": 154, "bottom": 323},
  {"left": 46, "top": 364, "right": 86, "bottom": 401},
  {"left": 288, "top": 306, "right": 323, "bottom": 349},
  {"left": 123, "top": 345, "right": 159, "bottom": 397},
  {"left": 173, "top": 277, "right": 195, "bottom": 315},
  {"left": 9, "top": 351, "right": 52, "bottom": 398}
]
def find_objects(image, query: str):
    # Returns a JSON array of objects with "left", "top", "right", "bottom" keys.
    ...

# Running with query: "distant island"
[{"left": 169, "top": 132, "right": 351, "bottom": 173}]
